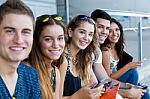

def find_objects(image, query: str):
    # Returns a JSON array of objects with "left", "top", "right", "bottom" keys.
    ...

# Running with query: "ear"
[{"left": 67, "top": 28, "right": 73, "bottom": 37}]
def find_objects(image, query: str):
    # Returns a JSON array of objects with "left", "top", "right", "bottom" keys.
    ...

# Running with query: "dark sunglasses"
[
  {"left": 75, "top": 15, "right": 95, "bottom": 25},
  {"left": 36, "top": 14, "right": 62, "bottom": 22}
]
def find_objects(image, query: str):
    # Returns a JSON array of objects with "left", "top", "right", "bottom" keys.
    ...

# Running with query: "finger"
[
  {"left": 92, "top": 86, "right": 105, "bottom": 94},
  {"left": 86, "top": 82, "right": 97, "bottom": 88},
  {"left": 97, "top": 84, "right": 104, "bottom": 88},
  {"left": 90, "top": 90, "right": 103, "bottom": 98}
]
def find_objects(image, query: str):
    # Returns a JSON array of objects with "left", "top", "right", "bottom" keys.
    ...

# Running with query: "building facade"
[{"left": 0, "top": 0, "right": 57, "bottom": 18}]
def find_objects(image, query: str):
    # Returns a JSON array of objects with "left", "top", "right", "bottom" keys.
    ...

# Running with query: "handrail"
[
  {"left": 124, "top": 26, "right": 150, "bottom": 31},
  {"left": 102, "top": 9, "right": 150, "bottom": 17}
]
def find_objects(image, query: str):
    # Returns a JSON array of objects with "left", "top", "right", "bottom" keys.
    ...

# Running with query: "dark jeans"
[
  {"left": 117, "top": 69, "right": 150, "bottom": 99},
  {"left": 117, "top": 69, "right": 139, "bottom": 85},
  {"left": 142, "top": 90, "right": 150, "bottom": 99}
]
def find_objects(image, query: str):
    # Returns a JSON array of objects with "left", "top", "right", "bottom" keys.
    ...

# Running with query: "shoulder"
[
  {"left": 18, "top": 63, "right": 39, "bottom": 78},
  {"left": 19, "top": 63, "right": 37, "bottom": 72},
  {"left": 98, "top": 48, "right": 102, "bottom": 55},
  {"left": 59, "top": 56, "right": 68, "bottom": 71},
  {"left": 93, "top": 49, "right": 102, "bottom": 64},
  {"left": 18, "top": 63, "right": 41, "bottom": 98},
  {"left": 58, "top": 56, "right": 68, "bottom": 79},
  {"left": 101, "top": 46, "right": 109, "bottom": 51},
  {"left": 102, "top": 49, "right": 109, "bottom": 54},
  {"left": 101, "top": 49, "right": 110, "bottom": 60}
]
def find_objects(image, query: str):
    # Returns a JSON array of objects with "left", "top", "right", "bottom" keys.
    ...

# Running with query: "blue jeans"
[
  {"left": 117, "top": 69, "right": 150, "bottom": 99},
  {"left": 117, "top": 69, "right": 139, "bottom": 85},
  {"left": 142, "top": 89, "right": 150, "bottom": 99}
]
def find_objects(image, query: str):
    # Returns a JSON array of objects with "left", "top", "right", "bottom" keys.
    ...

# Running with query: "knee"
[
  {"left": 142, "top": 90, "right": 150, "bottom": 99},
  {"left": 129, "top": 69, "right": 139, "bottom": 77}
]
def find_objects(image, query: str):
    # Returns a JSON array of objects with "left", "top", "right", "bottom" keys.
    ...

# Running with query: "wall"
[
  {"left": 69, "top": 0, "right": 150, "bottom": 16},
  {"left": 0, "top": 0, "right": 57, "bottom": 18}
]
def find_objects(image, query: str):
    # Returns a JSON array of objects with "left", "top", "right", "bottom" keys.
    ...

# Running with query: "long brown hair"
[
  {"left": 28, "top": 14, "right": 66, "bottom": 99},
  {"left": 66, "top": 15, "right": 99, "bottom": 84}
]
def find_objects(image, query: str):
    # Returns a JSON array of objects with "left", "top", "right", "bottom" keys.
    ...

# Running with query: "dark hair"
[
  {"left": 0, "top": 0, "right": 34, "bottom": 24},
  {"left": 111, "top": 18, "right": 124, "bottom": 59},
  {"left": 101, "top": 18, "right": 124, "bottom": 59},
  {"left": 91, "top": 9, "right": 111, "bottom": 22},
  {"left": 28, "top": 14, "right": 66, "bottom": 99}
]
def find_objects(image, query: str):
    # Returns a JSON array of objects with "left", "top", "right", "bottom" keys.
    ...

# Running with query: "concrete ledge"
[{"left": 137, "top": 65, "right": 150, "bottom": 81}]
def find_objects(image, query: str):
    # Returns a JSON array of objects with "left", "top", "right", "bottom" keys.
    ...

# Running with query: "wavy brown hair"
[
  {"left": 28, "top": 14, "right": 66, "bottom": 99},
  {"left": 66, "top": 15, "right": 99, "bottom": 84}
]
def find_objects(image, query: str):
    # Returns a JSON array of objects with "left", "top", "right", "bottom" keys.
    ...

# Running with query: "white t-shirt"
[{"left": 92, "top": 48, "right": 102, "bottom": 64}]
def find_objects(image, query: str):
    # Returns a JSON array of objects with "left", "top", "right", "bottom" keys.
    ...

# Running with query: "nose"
[
  {"left": 112, "top": 30, "right": 117, "bottom": 36},
  {"left": 52, "top": 40, "right": 59, "bottom": 48},
  {"left": 102, "top": 28, "right": 107, "bottom": 34},
  {"left": 83, "top": 33, "right": 88, "bottom": 41},
  {"left": 13, "top": 32, "right": 24, "bottom": 44}
]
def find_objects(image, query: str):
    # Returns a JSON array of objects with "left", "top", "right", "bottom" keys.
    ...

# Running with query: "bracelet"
[
  {"left": 125, "top": 83, "right": 132, "bottom": 89},
  {"left": 120, "top": 83, "right": 132, "bottom": 89}
]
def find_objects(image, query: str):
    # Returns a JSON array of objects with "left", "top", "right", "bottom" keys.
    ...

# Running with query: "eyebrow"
[
  {"left": 4, "top": 26, "right": 32, "bottom": 31},
  {"left": 4, "top": 26, "right": 15, "bottom": 30},
  {"left": 97, "top": 24, "right": 110, "bottom": 28},
  {"left": 58, "top": 35, "right": 64, "bottom": 37},
  {"left": 23, "top": 28, "right": 32, "bottom": 32},
  {"left": 43, "top": 35, "right": 64, "bottom": 38},
  {"left": 78, "top": 28, "right": 86, "bottom": 31},
  {"left": 79, "top": 28, "right": 94, "bottom": 33}
]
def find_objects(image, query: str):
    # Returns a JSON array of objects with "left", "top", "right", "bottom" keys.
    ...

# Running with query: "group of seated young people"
[{"left": 0, "top": 0, "right": 149, "bottom": 99}]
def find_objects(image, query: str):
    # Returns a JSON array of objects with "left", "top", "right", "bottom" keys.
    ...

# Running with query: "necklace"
[{"left": 67, "top": 46, "right": 78, "bottom": 66}]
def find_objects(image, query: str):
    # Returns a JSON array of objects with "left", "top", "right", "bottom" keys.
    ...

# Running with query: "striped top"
[{"left": 0, "top": 63, "right": 41, "bottom": 99}]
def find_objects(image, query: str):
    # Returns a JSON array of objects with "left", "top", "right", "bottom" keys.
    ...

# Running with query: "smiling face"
[
  {"left": 39, "top": 24, "right": 65, "bottom": 61},
  {"left": 0, "top": 13, "right": 33, "bottom": 63},
  {"left": 69, "top": 21, "right": 95, "bottom": 50},
  {"left": 108, "top": 22, "right": 120, "bottom": 44},
  {"left": 96, "top": 18, "right": 110, "bottom": 44}
]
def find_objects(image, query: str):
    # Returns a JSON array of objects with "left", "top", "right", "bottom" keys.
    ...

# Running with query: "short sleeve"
[{"left": 94, "top": 49, "right": 102, "bottom": 64}]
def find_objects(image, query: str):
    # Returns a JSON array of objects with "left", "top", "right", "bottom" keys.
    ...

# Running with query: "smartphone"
[
  {"left": 93, "top": 81, "right": 112, "bottom": 89},
  {"left": 103, "top": 81, "right": 112, "bottom": 90},
  {"left": 93, "top": 83, "right": 102, "bottom": 88},
  {"left": 137, "top": 85, "right": 148, "bottom": 90}
]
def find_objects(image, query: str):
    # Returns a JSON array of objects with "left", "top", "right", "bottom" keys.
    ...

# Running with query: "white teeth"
[
  {"left": 11, "top": 47, "right": 23, "bottom": 51},
  {"left": 99, "top": 35, "right": 106, "bottom": 38},
  {"left": 112, "top": 37, "right": 118, "bottom": 40},
  {"left": 49, "top": 50, "right": 60, "bottom": 52},
  {"left": 81, "top": 42, "right": 85, "bottom": 44},
  {"left": 81, "top": 42, "right": 87, "bottom": 45},
  {"left": 51, "top": 50, "right": 59, "bottom": 52}
]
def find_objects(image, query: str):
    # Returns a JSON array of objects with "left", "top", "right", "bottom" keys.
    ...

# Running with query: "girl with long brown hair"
[
  {"left": 59, "top": 15, "right": 105, "bottom": 99},
  {"left": 27, "top": 14, "right": 66, "bottom": 99}
]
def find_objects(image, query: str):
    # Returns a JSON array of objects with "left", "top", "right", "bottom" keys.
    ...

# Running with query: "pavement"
[{"left": 137, "top": 64, "right": 150, "bottom": 90}]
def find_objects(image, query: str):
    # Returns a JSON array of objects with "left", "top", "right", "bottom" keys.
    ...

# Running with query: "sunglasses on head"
[
  {"left": 75, "top": 15, "right": 95, "bottom": 25},
  {"left": 36, "top": 14, "right": 62, "bottom": 22}
]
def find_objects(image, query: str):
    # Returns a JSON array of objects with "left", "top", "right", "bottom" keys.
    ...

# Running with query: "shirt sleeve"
[{"left": 94, "top": 48, "right": 102, "bottom": 64}]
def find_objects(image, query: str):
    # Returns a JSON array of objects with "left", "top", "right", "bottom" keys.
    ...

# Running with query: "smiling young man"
[
  {"left": 0, "top": 0, "right": 41, "bottom": 98},
  {"left": 91, "top": 9, "right": 111, "bottom": 83}
]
